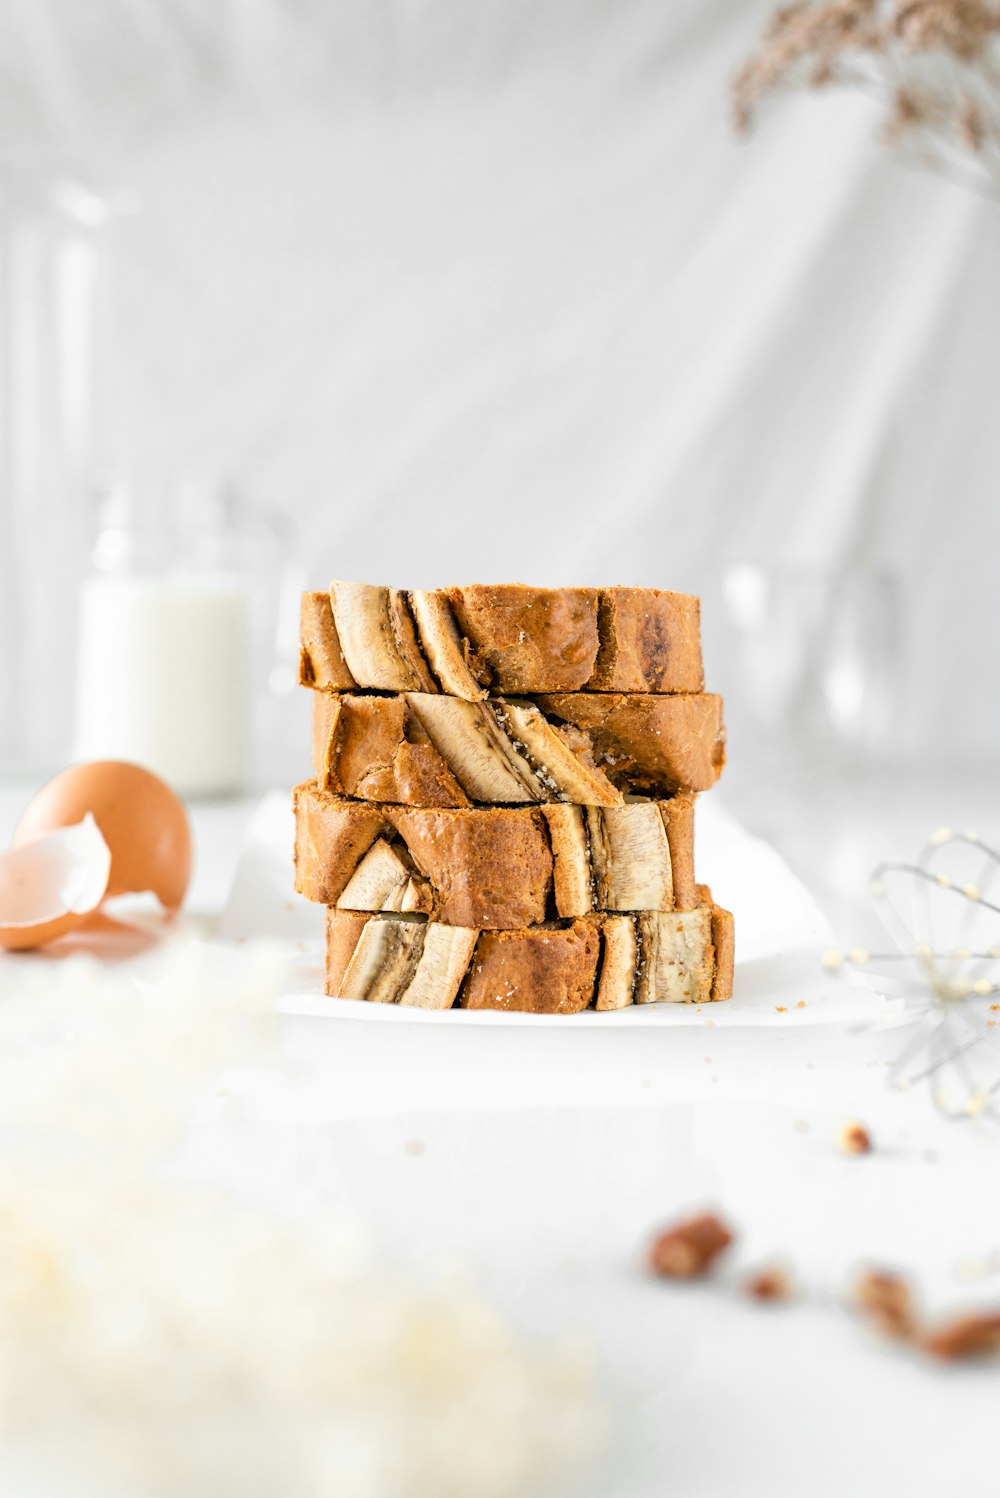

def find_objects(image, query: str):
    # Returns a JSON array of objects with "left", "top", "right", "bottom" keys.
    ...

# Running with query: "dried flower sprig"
[
  {"left": 734, "top": 0, "right": 1000, "bottom": 196},
  {"left": 821, "top": 827, "right": 1000, "bottom": 1117}
]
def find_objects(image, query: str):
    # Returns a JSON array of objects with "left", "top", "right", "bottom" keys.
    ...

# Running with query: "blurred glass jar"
[
  {"left": 0, "top": 170, "right": 112, "bottom": 779},
  {"left": 722, "top": 562, "right": 901, "bottom": 766},
  {"left": 74, "top": 479, "right": 300, "bottom": 798}
]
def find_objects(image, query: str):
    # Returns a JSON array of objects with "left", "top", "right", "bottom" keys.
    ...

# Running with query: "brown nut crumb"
[
  {"left": 854, "top": 1268, "right": 917, "bottom": 1339},
  {"left": 648, "top": 1212, "right": 734, "bottom": 1280},
  {"left": 837, "top": 1121, "right": 872, "bottom": 1155},
  {"left": 744, "top": 1264, "right": 792, "bottom": 1302},
  {"left": 921, "top": 1311, "right": 1000, "bottom": 1362}
]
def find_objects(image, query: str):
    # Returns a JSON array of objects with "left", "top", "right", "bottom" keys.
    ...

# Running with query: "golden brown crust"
[
  {"left": 445, "top": 585, "right": 601, "bottom": 693},
  {"left": 536, "top": 692, "right": 725, "bottom": 794},
  {"left": 390, "top": 743, "right": 474, "bottom": 808},
  {"left": 293, "top": 783, "right": 388, "bottom": 906},
  {"left": 390, "top": 804, "right": 552, "bottom": 930},
  {"left": 592, "top": 587, "right": 704, "bottom": 693},
  {"left": 311, "top": 691, "right": 340, "bottom": 785},
  {"left": 459, "top": 921, "right": 601, "bottom": 1014},
  {"left": 709, "top": 905, "right": 735, "bottom": 1002},
  {"left": 660, "top": 794, "right": 697, "bottom": 910},
  {"left": 309, "top": 689, "right": 720, "bottom": 804},
  {"left": 299, "top": 592, "right": 357, "bottom": 691},
  {"left": 312, "top": 692, "right": 471, "bottom": 808}
]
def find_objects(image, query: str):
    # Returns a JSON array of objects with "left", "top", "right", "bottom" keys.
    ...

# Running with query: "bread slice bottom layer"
[{"left": 325, "top": 901, "right": 734, "bottom": 1014}]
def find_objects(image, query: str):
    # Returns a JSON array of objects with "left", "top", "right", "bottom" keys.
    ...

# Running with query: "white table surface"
[{"left": 1, "top": 762, "right": 998, "bottom": 1498}]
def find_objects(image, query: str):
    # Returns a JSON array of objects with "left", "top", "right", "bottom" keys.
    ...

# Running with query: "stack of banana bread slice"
[{"left": 294, "top": 582, "right": 734, "bottom": 1014}]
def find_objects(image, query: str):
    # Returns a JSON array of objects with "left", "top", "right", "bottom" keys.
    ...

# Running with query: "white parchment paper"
[{"left": 218, "top": 791, "right": 879, "bottom": 1027}]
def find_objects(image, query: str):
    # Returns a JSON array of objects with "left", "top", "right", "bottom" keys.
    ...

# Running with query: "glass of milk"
[{"left": 74, "top": 480, "right": 261, "bottom": 797}]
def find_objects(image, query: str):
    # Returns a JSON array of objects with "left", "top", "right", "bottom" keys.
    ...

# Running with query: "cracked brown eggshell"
[{"left": 13, "top": 761, "right": 192, "bottom": 913}]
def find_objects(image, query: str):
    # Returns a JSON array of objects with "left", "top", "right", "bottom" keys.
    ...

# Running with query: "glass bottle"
[{"left": 74, "top": 480, "right": 253, "bottom": 797}]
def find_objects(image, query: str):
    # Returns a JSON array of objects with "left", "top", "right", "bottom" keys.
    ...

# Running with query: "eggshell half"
[
  {"left": 13, "top": 761, "right": 193, "bottom": 912},
  {"left": 0, "top": 815, "right": 112, "bottom": 951}
]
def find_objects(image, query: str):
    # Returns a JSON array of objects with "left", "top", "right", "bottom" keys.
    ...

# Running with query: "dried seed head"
[
  {"left": 734, "top": 0, "right": 1000, "bottom": 188},
  {"left": 894, "top": 0, "right": 1000, "bottom": 62}
]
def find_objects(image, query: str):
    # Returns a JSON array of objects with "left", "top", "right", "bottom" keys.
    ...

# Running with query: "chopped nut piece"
[
  {"left": 744, "top": 1265, "right": 792, "bottom": 1302},
  {"left": 921, "top": 1311, "right": 1000, "bottom": 1362},
  {"left": 854, "top": 1269, "right": 916, "bottom": 1339},
  {"left": 648, "top": 1212, "right": 734, "bottom": 1279},
  {"left": 837, "top": 1121, "right": 872, "bottom": 1155}
]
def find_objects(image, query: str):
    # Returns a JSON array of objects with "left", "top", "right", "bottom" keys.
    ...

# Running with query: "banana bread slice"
[
  {"left": 295, "top": 783, "right": 696, "bottom": 926},
  {"left": 324, "top": 903, "right": 734, "bottom": 1010},
  {"left": 300, "top": 582, "right": 705, "bottom": 698},
  {"left": 310, "top": 689, "right": 723, "bottom": 804}
]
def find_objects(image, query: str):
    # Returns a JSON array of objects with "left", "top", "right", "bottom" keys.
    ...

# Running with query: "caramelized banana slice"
[
  {"left": 405, "top": 693, "right": 542, "bottom": 803},
  {"left": 544, "top": 802, "right": 674, "bottom": 916},
  {"left": 497, "top": 700, "right": 621, "bottom": 806},
  {"left": 587, "top": 802, "right": 673, "bottom": 911},
  {"left": 543, "top": 805, "right": 594, "bottom": 918},
  {"left": 397, "top": 924, "right": 479, "bottom": 1009},
  {"left": 595, "top": 916, "right": 639, "bottom": 1010},
  {"left": 409, "top": 590, "right": 487, "bottom": 700},
  {"left": 335, "top": 837, "right": 432, "bottom": 914},
  {"left": 338, "top": 914, "right": 427, "bottom": 1003},
  {"left": 632, "top": 908, "right": 716, "bottom": 1004},
  {"left": 329, "top": 581, "right": 436, "bottom": 692}
]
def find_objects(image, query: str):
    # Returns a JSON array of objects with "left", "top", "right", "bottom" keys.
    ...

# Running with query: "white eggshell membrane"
[{"left": 0, "top": 815, "right": 112, "bottom": 949}]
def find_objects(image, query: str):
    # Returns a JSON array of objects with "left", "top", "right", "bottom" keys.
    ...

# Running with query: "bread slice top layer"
[{"left": 301, "top": 583, "right": 705, "bottom": 698}]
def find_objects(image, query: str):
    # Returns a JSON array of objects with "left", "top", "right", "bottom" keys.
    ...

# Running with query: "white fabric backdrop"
[{"left": 5, "top": 0, "right": 998, "bottom": 760}]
